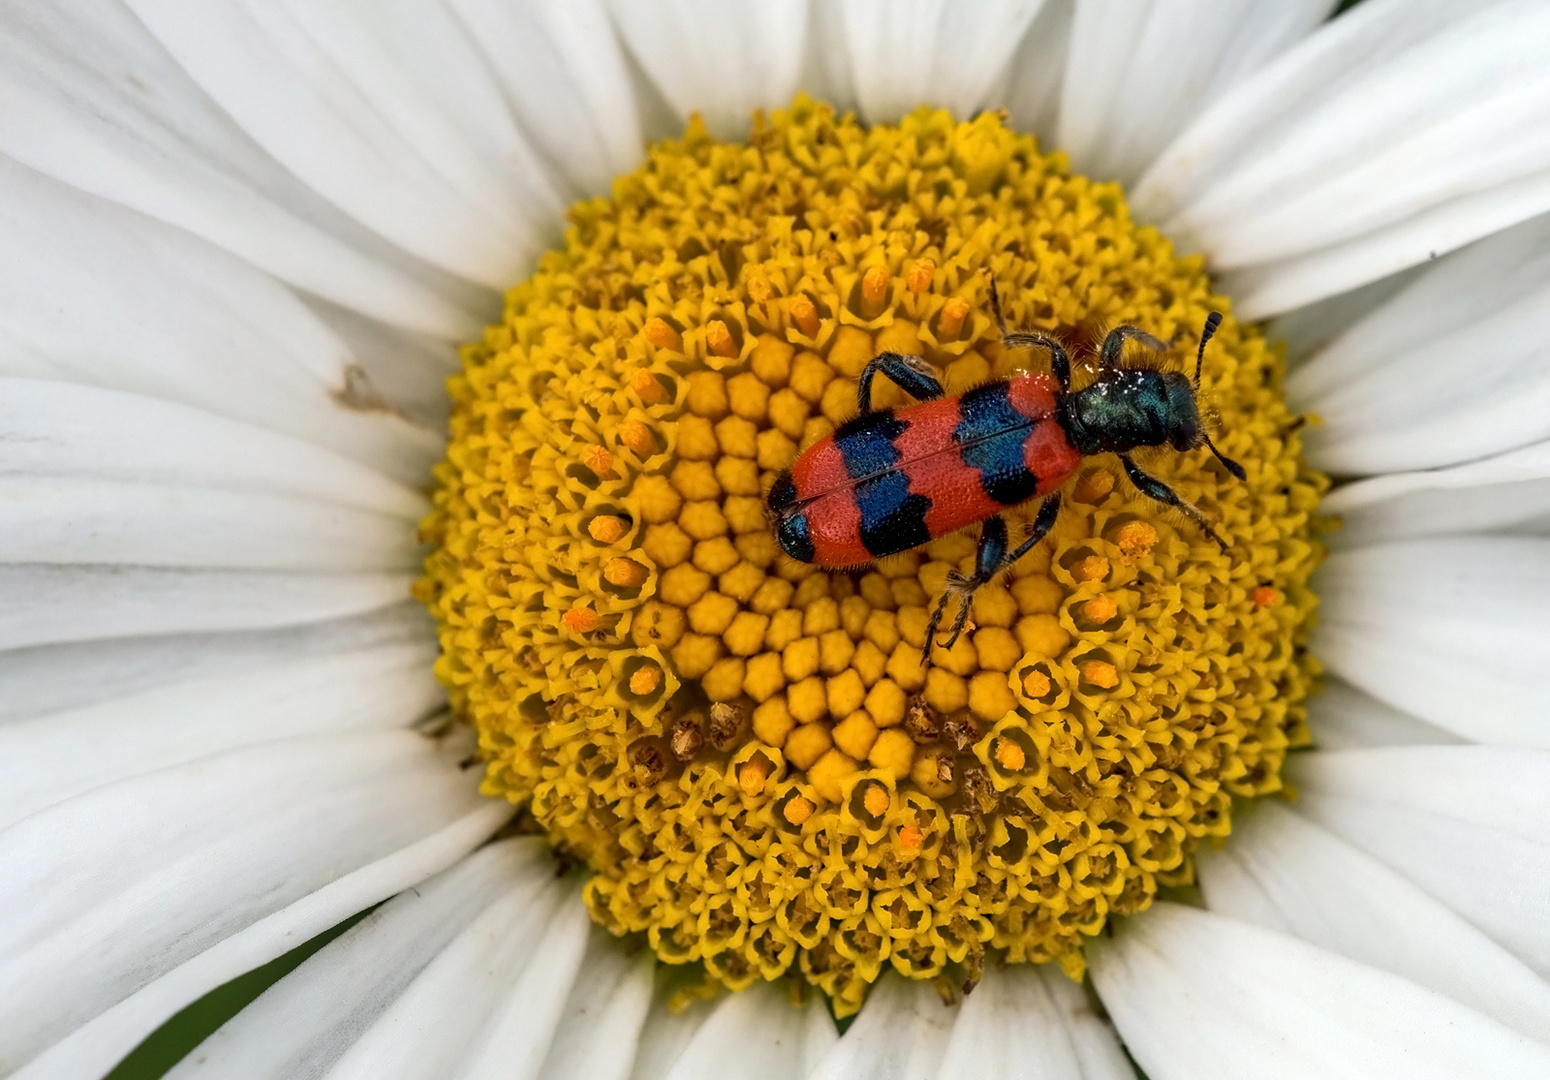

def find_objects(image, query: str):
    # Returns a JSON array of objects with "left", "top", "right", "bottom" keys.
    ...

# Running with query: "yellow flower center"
[{"left": 417, "top": 97, "right": 1326, "bottom": 1016}]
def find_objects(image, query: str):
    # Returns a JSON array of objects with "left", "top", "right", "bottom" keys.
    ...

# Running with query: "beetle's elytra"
[{"left": 766, "top": 283, "right": 1245, "bottom": 658}]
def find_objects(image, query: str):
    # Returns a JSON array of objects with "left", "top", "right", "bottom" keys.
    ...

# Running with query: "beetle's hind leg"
[
  {"left": 924, "top": 497, "right": 1062, "bottom": 661},
  {"left": 857, "top": 352, "right": 943, "bottom": 414}
]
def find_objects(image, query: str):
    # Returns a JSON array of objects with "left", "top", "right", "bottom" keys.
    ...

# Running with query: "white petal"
[
  {"left": 0, "top": 379, "right": 425, "bottom": 518},
  {"left": 937, "top": 965, "right": 1132, "bottom": 1080},
  {"left": 1292, "top": 746, "right": 1550, "bottom": 979},
  {"left": 1199, "top": 799, "right": 1550, "bottom": 1043},
  {"left": 1134, "top": 0, "right": 1550, "bottom": 317},
  {"left": 0, "top": 158, "right": 440, "bottom": 485},
  {"left": 1055, "top": 0, "right": 1334, "bottom": 186},
  {"left": 999, "top": 0, "right": 1076, "bottom": 144},
  {"left": 1307, "top": 678, "right": 1464, "bottom": 751},
  {"left": 1267, "top": 264, "right": 1427, "bottom": 364},
  {"left": 605, "top": 0, "right": 809, "bottom": 140},
  {"left": 0, "top": 0, "right": 490, "bottom": 337},
  {"left": 806, "top": 975, "right": 954, "bottom": 1080},
  {"left": 1322, "top": 438, "right": 1550, "bottom": 538},
  {"left": 537, "top": 927, "right": 656, "bottom": 1080},
  {"left": 323, "top": 872, "right": 590, "bottom": 1080},
  {"left": 297, "top": 298, "right": 462, "bottom": 432},
  {"left": 657, "top": 984, "right": 835, "bottom": 1080},
  {"left": 0, "top": 477, "right": 416, "bottom": 571},
  {"left": 1313, "top": 537, "right": 1550, "bottom": 746},
  {"left": 1091, "top": 902, "right": 1550, "bottom": 1080},
  {"left": 0, "top": 729, "right": 507, "bottom": 1080},
  {"left": 125, "top": 0, "right": 564, "bottom": 290},
  {"left": 163, "top": 839, "right": 556, "bottom": 1080},
  {"left": 831, "top": 0, "right": 1048, "bottom": 125},
  {"left": 447, "top": 0, "right": 644, "bottom": 196},
  {"left": 0, "top": 564, "right": 412, "bottom": 651},
  {"left": 627, "top": 992, "right": 715, "bottom": 1080},
  {"left": 1290, "top": 211, "right": 1550, "bottom": 475},
  {"left": 0, "top": 602, "right": 430, "bottom": 724},
  {"left": 0, "top": 641, "right": 441, "bottom": 831}
]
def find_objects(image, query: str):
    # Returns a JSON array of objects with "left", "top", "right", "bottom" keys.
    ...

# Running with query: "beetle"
[{"left": 766, "top": 283, "right": 1245, "bottom": 656}]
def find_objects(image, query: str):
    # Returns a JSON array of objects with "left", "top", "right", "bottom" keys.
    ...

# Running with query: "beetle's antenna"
[
  {"left": 1194, "top": 311, "right": 1222, "bottom": 391},
  {"left": 1203, "top": 433, "right": 1247, "bottom": 480},
  {"left": 1192, "top": 312, "right": 1244, "bottom": 479}
]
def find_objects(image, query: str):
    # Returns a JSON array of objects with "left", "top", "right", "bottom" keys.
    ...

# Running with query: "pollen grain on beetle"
[{"left": 416, "top": 96, "right": 1327, "bottom": 1016}]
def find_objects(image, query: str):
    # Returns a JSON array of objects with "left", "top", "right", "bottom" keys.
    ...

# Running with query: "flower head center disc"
[{"left": 417, "top": 97, "right": 1325, "bottom": 1015}]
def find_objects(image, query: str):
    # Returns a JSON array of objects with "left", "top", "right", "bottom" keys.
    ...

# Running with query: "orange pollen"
[
  {"left": 629, "top": 664, "right": 663, "bottom": 695},
  {"left": 861, "top": 266, "right": 889, "bottom": 317},
  {"left": 938, "top": 296, "right": 970, "bottom": 338},
  {"left": 783, "top": 795, "right": 814, "bottom": 826},
  {"left": 739, "top": 756, "right": 771, "bottom": 796},
  {"left": 790, "top": 294, "right": 820, "bottom": 338},
  {"left": 906, "top": 259, "right": 935, "bottom": 292},
  {"left": 995, "top": 739, "right": 1027, "bottom": 772},
  {"left": 644, "top": 317, "right": 681, "bottom": 350},
  {"left": 563, "top": 608, "right": 599, "bottom": 633},
  {"left": 604, "top": 558, "right": 649, "bottom": 588},
  {"left": 1073, "top": 555, "right": 1111, "bottom": 582},
  {"left": 1073, "top": 470, "right": 1116, "bottom": 503},
  {"left": 1082, "top": 594, "right": 1119, "bottom": 623},
  {"left": 706, "top": 320, "right": 738, "bottom": 358},
  {"left": 582, "top": 445, "right": 615, "bottom": 476},
  {"left": 1022, "top": 669, "right": 1052, "bottom": 697},
  {"left": 618, "top": 419, "right": 656, "bottom": 457},
  {"left": 631, "top": 368, "right": 666, "bottom": 405},
  {"left": 1080, "top": 660, "right": 1119, "bottom": 689},
  {"left": 747, "top": 276, "right": 773, "bottom": 305},
  {"left": 588, "top": 515, "right": 627, "bottom": 543},
  {"left": 1253, "top": 585, "right": 1280, "bottom": 608},
  {"left": 862, "top": 783, "right": 890, "bottom": 817},
  {"left": 1112, "top": 520, "right": 1158, "bottom": 559},
  {"left": 899, "top": 824, "right": 923, "bottom": 854}
]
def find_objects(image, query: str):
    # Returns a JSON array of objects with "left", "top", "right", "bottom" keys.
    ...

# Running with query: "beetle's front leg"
[{"left": 857, "top": 352, "right": 944, "bottom": 414}]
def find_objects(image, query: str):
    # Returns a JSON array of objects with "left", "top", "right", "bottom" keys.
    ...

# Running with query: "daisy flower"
[{"left": 3, "top": 1, "right": 1550, "bottom": 1079}]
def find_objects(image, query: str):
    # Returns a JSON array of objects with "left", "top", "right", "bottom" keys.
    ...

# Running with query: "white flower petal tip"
[
  {"left": 1198, "top": 799, "right": 1550, "bottom": 1043},
  {"left": 1055, "top": 0, "right": 1335, "bottom": 187},
  {"left": 1312, "top": 537, "right": 1550, "bottom": 746},
  {"left": 1091, "top": 903, "right": 1550, "bottom": 1080},
  {"left": 124, "top": 0, "right": 567, "bottom": 292},
  {"left": 826, "top": 0, "right": 1048, "bottom": 126},
  {"left": 0, "top": 730, "right": 508, "bottom": 1080},
  {"left": 1288, "top": 211, "right": 1550, "bottom": 476},
  {"left": 1307, "top": 678, "right": 1463, "bottom": 752},
  {"left": 446, "top": 0, "right": 644, "bottom": 197},
  {"left": 1290, "top": 746, "right": 1550, "bottom": 980},
  {"left": 651, "top": 984, "right": 835, "bottom": 1080},
  {"left": 164, "top": 838, "right": 654, "bottom": 1080},
  {"left": 0, "top": 0, "right": 492, "bottom": 338},
  {"left": 0, "top": 564, "right": 415, "bottom": 652},
  {"left": 807, "top": 966, "right": 1129, "bottom": 1080},
  {"left": 1317, "top": 439, "right": 1550, "bottom": 545},
  {"left": 0, "top": 159, "right": 440, "bottom": 485},
  {"left": 1135, "top": 0, "right": 1550, "bottom": 318},
  {"left": 605, "top": 0, "right": 809, "bottom": 140}
]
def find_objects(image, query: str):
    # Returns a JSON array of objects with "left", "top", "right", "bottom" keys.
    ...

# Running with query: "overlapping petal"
[
  {"left": 0, "top": 731, "right": 506, "bottom": 1080},
  {"left": 1092, "top": 903, "right": 1550, "bottom": 1080}
]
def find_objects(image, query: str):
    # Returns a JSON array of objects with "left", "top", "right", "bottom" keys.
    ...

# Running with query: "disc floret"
[{"left": 418, "top": 97, "right": 1325, "bottom": 1015}]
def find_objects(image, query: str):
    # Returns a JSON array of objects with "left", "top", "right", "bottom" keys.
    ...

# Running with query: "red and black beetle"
[{"left": 766, "top": 283, "right": 1245, "bottom": 655}]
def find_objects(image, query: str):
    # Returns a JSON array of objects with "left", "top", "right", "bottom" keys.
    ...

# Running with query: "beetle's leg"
[
  {"left": 857, "top": 352, "right": 944, "bottom": 414},
  {"left": 989, "top": 278, "right": 1073, "bottom": 391},
  {"left": 1119, "top": 455, "right": 1229, "bottom": 552},
  {"left": 924, "top": 497, "right": 1062, "bottom": 661},
  {"left": 1098, "top": 325, "right": 1169, "bottom": 373}
]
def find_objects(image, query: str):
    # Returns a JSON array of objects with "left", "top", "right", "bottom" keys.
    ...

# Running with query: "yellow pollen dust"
[{"left": 417, "top": 97, "right": 1326, "bottom": 1016}]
